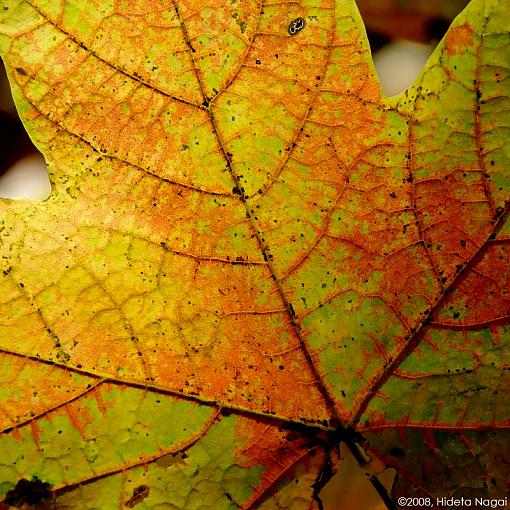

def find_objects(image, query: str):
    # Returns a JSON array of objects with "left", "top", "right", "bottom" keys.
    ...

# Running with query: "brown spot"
[
  {"left": 445, "top": 23, "right": 474, "bottom": 57},
  {"left": 3, "top": 478, "right": 52, "bottom": 507},
  {"left": 154, "top": 451, "right": 187, "bottom": 468},
  {"left": 125, "top": 485, "right": 150, "bottom": 508}
]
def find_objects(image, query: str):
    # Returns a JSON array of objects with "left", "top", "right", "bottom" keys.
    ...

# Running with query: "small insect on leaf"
[{"left": 288, "top": 17, "right": 305, "bottom": 36}]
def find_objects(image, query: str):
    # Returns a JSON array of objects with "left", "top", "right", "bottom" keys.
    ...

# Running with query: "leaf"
[
  {"left": 0, "top": 0, "right": 509, "bottom": 508},
  {"left": 364, "top": 429, "right": 510, "bottom": 500}
]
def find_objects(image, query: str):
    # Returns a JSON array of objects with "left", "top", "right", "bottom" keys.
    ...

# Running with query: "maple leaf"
[{"left": 0, "top": 0, "right": 509, "bottom": 508}]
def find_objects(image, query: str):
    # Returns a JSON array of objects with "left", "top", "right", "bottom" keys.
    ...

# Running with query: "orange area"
[{"left": 445, "top": 23, "right": 474, "bottom": 56}]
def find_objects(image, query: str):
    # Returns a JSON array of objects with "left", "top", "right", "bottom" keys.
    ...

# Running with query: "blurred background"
[{"left": 0, "top": 0, "right": 470, "bottom": 508}]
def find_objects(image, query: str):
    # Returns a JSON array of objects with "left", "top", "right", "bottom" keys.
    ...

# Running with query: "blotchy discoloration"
[
  {"left": 0, "top": 0, "right": 509, "bottom": 506},
  {"left": 445, "top": 22, "right": 474, "bottom": 56}
]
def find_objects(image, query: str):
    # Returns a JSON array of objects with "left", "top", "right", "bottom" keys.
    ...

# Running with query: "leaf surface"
[{"left": 0, "top": 0, "right": 509, "bottom": 507}]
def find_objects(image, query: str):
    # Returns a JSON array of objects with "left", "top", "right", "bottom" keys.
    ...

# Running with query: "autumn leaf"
[{"left": 0, "top": 0, "right": 509, "bottom": 508}]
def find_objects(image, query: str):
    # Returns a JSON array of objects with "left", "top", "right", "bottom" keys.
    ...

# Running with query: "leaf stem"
[{"left": 344, "top": 439, "right": 397, "bottom": 510}]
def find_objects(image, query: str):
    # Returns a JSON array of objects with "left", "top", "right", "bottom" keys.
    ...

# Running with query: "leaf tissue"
[{"left": 0, "top": 0, "right": 509, "bottom": 508}]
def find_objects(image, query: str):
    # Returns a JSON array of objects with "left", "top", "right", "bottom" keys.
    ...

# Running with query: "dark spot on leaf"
[
  {"left": 4, "top": 477, "right": 52, "bottom": 507},
  {"left": 125, "top": 485, "right": 150, "bottom": 508},
  {"left": 389, "top": 447, "right": 405, "bottom": 458},
  {"left": 288, "top": 17, "right": 305, "bottom": 36}
]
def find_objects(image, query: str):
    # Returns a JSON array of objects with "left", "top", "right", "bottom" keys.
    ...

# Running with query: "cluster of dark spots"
[
  {"left": 262, "top": 249, "right": 273, "bottom": 262},
  {"left": 3, "top": 477, "right": 52, "bottom": 507},
  {"left": 447, "top": 366, "right": 477, "bottom": 375}
]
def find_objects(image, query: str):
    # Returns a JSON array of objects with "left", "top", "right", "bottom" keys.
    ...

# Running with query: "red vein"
[
  {"left": 47, "top": 408, "right": 222, "bottom": 494},
  {"left": 351, "top": 201, "right": 510, "bottom": 427}
]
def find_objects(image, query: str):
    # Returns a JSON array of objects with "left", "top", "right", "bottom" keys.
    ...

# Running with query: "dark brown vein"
[
  {"left": 0, "top": 346, "right": 335, "bottom": 431},
  {"left": 15, "top": 91, "right": 232, "bottom": 197},
  {"left": 171, "top": 0, "right": 342, "bottom": 424},
  {"left": 473, "top": 23, "right": 497, "bottom": 216},
  {"left": 351, "top": 201, "right": 510, "bottom": 427},
  {"left": 24, "top": 0, "right": 204, "bottom": 109}
]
